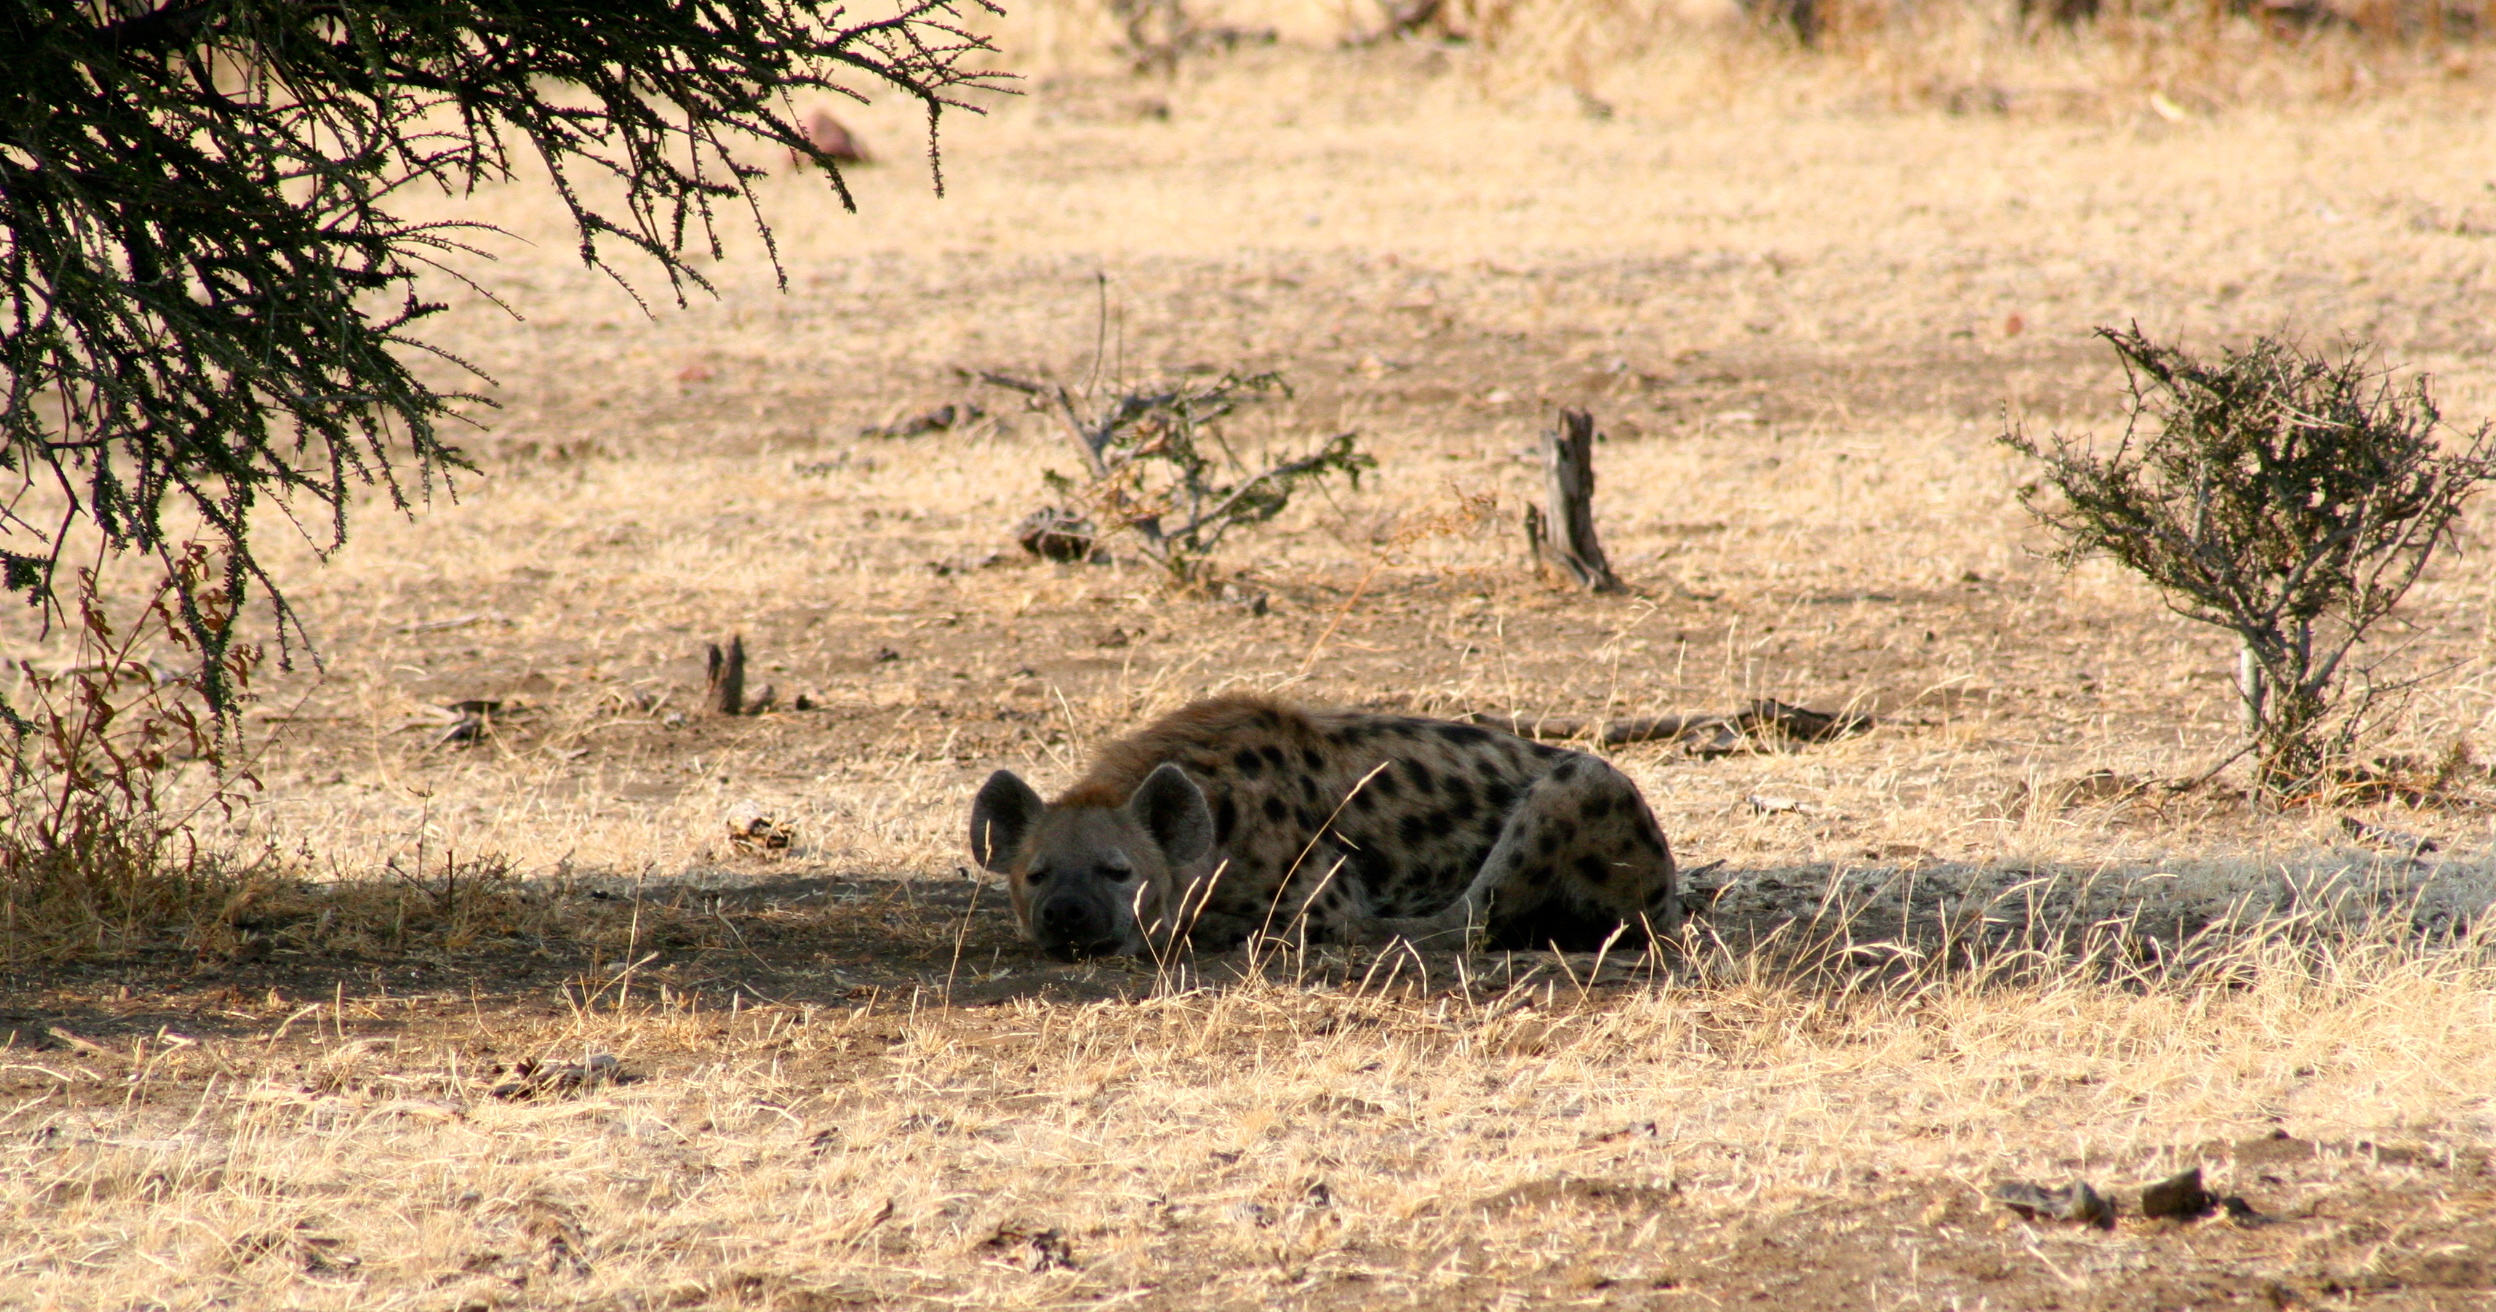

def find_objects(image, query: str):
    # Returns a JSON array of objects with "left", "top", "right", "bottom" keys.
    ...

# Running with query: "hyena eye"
[{"left": 1024, "top": 865, "right": 1050, "bottom": 884}]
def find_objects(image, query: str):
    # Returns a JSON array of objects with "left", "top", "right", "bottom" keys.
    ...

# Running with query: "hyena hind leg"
[{"left": 1377, "top": 755, "right": 1678, "bottom": 951}]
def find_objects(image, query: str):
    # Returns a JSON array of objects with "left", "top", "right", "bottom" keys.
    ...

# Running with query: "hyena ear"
[
  {"left": 1127, "top": 763, "right": 1213, "bottom": 865},
  {"left": 969, "top": 771, "right": 1045, "bottom": 872}
]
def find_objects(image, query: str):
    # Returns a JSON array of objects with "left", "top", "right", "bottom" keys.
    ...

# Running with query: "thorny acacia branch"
[{"left": 4, "top": 1, "right": 1009, "bottom": 717}]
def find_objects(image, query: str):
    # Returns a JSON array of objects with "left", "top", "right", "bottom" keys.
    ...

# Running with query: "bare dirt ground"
[{"left": 10, "top": 36, "right": 2496, "bottom": 1311}]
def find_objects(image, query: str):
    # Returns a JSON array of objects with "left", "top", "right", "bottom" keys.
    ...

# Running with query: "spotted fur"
[{"left": 967, "top": 695, "right": 1678, "bottom": 959}]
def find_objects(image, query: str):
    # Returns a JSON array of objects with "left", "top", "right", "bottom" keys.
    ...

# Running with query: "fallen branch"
[{"left": 1468, "top": 699, "right": 1873, "bottom": 754}]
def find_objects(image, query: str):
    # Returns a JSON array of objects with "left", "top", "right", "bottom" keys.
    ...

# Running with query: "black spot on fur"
[
  {"left": 1260, "top": 745, "right": 1289, "bottom": 772},
  {"left": 1537, "top": 830, "right": 1561, "bottom": 857},
  {"left": 1299, "top": 774, "right": 1321, "bottom": 803},
  {"left": 1434, "top": 722, "right": 1494, "bottom": 747},
  {"left": 1482, "top": 781, "right": 1517, "bottom": 815},
  {"left": 1302, "top": 746, "right": 1326, "bottom": 772},
  {"left": 1296, "top": 806, "right": 1320, "bottom": 831},
  {"left": 1443, "top": 773, "right": 1477, "bottom": 817},
  {"left": 1348, "top": 845, "right": 1398, "bottom": 889},
  {"left": 1399, "top": 813, "right": 1431, "bottom": 847},
  {"left": 1549, "top": 760, "right": 1579, "bottom": 783},
  {"left": 1215, "top": 796, "right": 1239, "bottom": 843},
  {"left": 1582, "top": 792, "right": 1617, "bottom": 821},
  {"left": 1530, "top": 743, "right": 1564, "bottom": 759},
  {"left": 1351, "top": 789, "right": 1379, "bottom": 813},
  {"left": 1233, "top": 749, "right": 1265, "bottom": 779},
  {"left": 1369, "top": 768, "right": 1401, "bottom": 800},
  {"left": 1263, "top": 796, "right": 1289, "bottom": 822},
  {"left": 1526, "top": 861, "right": 1555, "bottom": 887},
  {"left": 1575, "top": 854, "right": 1613, "bottom": 885},
  {"left": 1400, "top": 758, "right": 1437, "bottom": 797},
  {"left": 1254, "top": 708, "right": 1282, "bottom": 729}
]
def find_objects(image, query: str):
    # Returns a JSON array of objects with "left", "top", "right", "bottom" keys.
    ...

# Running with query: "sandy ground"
[{"left": 9, "top": 36, "right": 2496, "bottom": 1311}]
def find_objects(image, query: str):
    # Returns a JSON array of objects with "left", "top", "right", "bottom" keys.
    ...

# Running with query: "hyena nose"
[{"left": 1036, "top": 896, "right": 1109, "bottom": 949}]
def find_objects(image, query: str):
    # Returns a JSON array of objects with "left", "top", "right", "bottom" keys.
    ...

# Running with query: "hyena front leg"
[
  {"left": 1375, "top": 754, "right": 1678, "bottom": 951},
  {"left": 1233, "top": 843, "right": 1380, "bottom": 949}
]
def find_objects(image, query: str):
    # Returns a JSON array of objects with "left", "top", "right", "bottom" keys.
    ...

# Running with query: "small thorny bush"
[
  {"left": 2003, "top": 326, "right": 2496, "bottom": 798},
  {"left": 988, "top": 369, "right": 1374, "bottom": 584},
  {"left": 2, "top": 546, "right": 258, "bottom": 965}
]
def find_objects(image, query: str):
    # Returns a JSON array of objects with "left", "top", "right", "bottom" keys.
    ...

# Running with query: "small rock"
[
  {"left": 725, "top": 801, "right": 793, "bottom": 854},
  {"left": 2339, "top": 815, "right": 2439, "bottom": 856},
  {"left": 1217, "top": 583, "right": 1269, "bottom": 615},
  {"left": 1994, "top": 1179, "right": 2116, "bottom": 1229},
  {"left": 432, "top": 714, "right": 485, "bottom": 747},
  {"left": 2140, "top": 1167, "right": 2218, "bottom": 1220},
  {"left": 861, "top": 402, "right": 981, "bottom": 439},
  {"left": 981, "top": 1223, "right": 1075, "bottom": 1272},
  {"left": 1014, "top": 507, "right": 1098, "bottom": 562},
  {"left": 491, "top": 1053, "right": 622, "bottom": 1100}
]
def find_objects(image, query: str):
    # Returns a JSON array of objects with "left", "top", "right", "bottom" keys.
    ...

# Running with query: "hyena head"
[{"left": 968, "top": 763, "right": 1214, "bottom": 960}]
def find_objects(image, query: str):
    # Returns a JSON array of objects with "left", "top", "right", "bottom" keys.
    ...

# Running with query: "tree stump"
[
  {"left": 1526, "top": 409, "right": 1624, "bottom": 592},
  {"left": 705, "top": 635, "right": 747, "bottom": 716}
]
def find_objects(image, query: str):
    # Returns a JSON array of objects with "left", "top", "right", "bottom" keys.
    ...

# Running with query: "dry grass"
[
  {"left": 10, "top": 34, "right": 2496, "bottom": 1309},
  {"left": 994, "top": 0, "right": 2496, "bottom": 113},
  {"left": 7, "top": 931, "right": 2494, "bottom": 1308}
]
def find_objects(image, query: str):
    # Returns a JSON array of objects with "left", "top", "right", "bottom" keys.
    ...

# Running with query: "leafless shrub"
[
  {"left": 2, "top": 551, "right": 257, "bottom": 965},
  {"left": 981, "top": 369, "right": 1373, "bottom": 586},
  {"left": 2003, "top": 327, "right": 2496, "bottom": 799}
]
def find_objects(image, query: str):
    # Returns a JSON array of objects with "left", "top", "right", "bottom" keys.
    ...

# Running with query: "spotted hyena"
[{"left": 967, "top": 695, "right": 1678, "bottom": 959}]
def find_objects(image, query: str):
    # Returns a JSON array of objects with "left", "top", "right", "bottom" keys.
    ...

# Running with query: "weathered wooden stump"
[
  {"left": 1525, "top": 408, "right": 1624, "bottom": 593},
  {"left": 705, "top": 635, "right": 747, "bottom": 716}
]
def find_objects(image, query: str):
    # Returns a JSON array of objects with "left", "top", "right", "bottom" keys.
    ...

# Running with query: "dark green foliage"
[
  {"left": 987, "top": 368, "right": 1373, "bottom": 582},
  {"left": 2, "top": 0, "right": 1005, "bottom": 715},
  {"left": 2004, "top": 326, "right": 2496, "bottom": 796}
]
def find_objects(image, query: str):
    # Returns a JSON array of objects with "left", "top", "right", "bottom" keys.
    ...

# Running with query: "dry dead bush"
[{"left": 1, "top": 556, "right": 258, "bottom": 967}]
